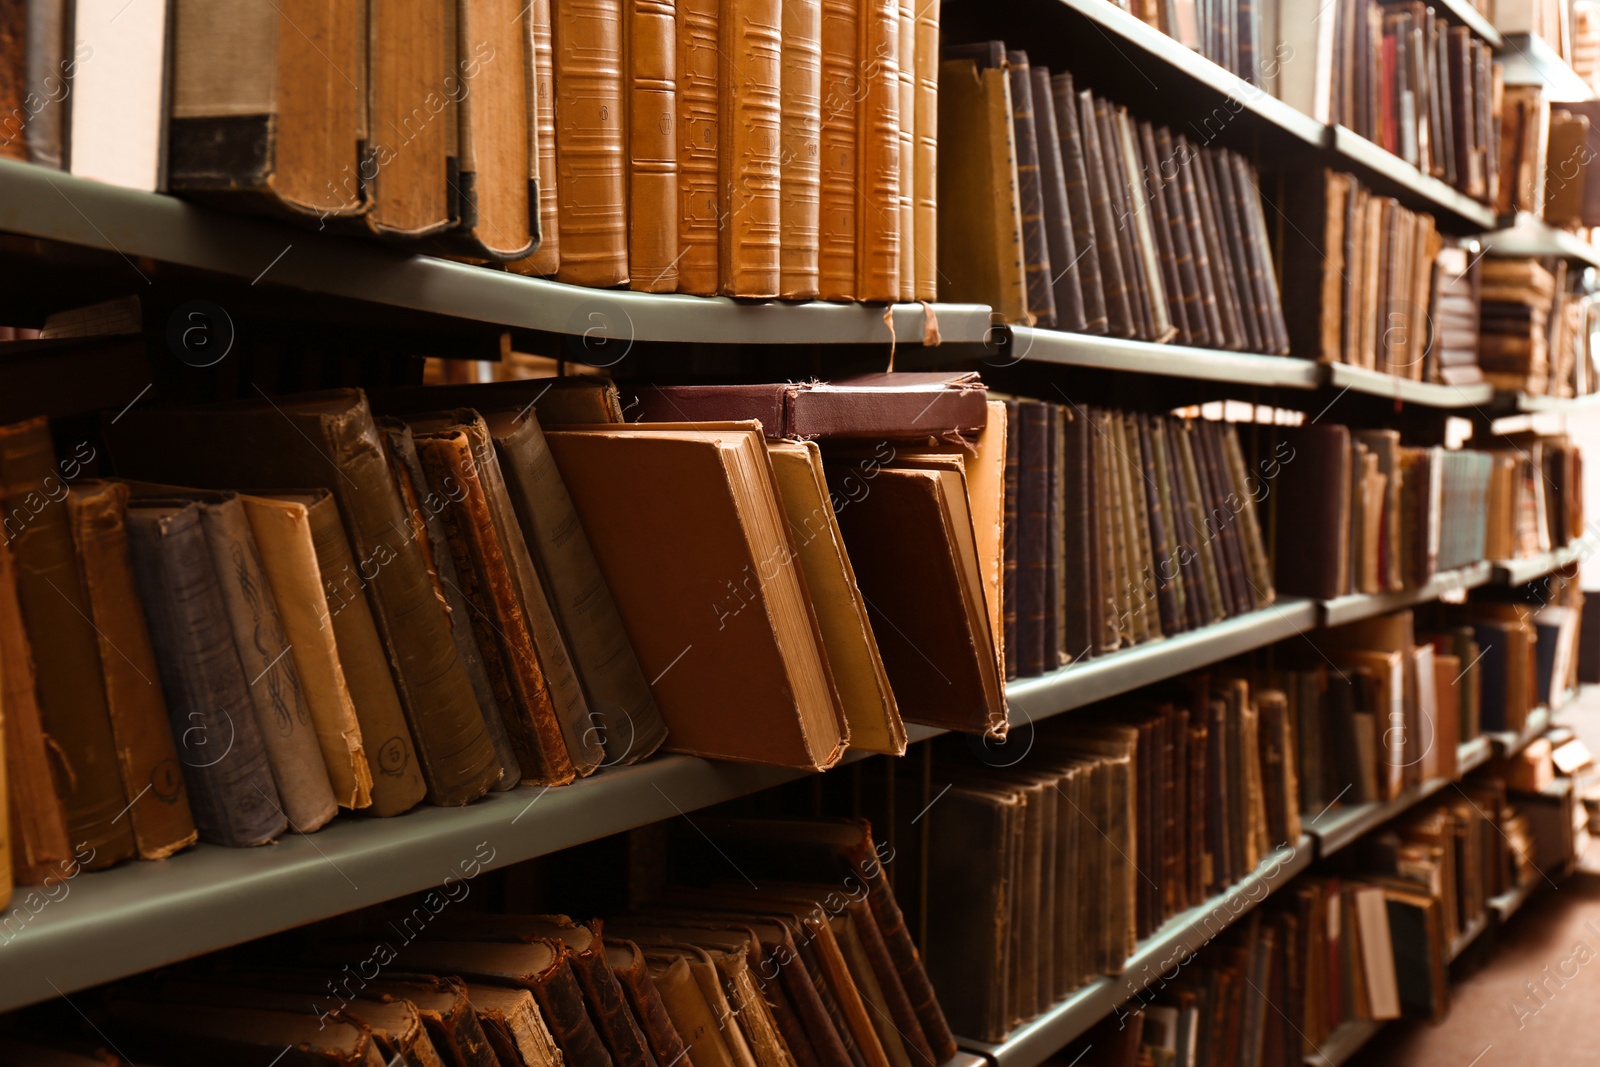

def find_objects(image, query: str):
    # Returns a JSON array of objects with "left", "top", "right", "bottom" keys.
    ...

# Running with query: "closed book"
[
  {"left": 105, "top": 390, "right": 500, "bottom": 807},
  {"left": 66, "top": 482, "right": 197, "bottom": 859},
  {"left": 510, "top": 0, "right": 562, "bottom": 275},
  {"left": 1033, "top": 67, "right": 1084, "bottom": 332},
  {"left": 554, "top": 0, "right": 627, "bottom": 282},
  {"left": 66, "top": 0, "right": 168, "bottom": 191},
  {"left": 468, "top": 983, "right": 566, "bottom": 1067},
  {"left": 719, "top": 0, "right": 782, "bottom": 296},
  {"left": 912, "top": 0, "right": 939, "bottom": 300},
  {"left": 609, "top": 940, "right": 692, "bottom": 1067},
  {"left": 546, "top": 423, "right": 848, "bottom": 769},
  {"left": 366, "top": 0, "right": 457, "bottom": 241},
  {"left": 239, "top": 494, "right": 374, "bottom": 810},
  {"left": 1270, "top": 424, "right": 1352, "bottom": 600},
  {"left": 1077, "top": 89, "right": 1133, "bottom": 337},
  {"left": 1051, "top": 72, "right": 1107, "bottom": 334},
  {"left": 779, "top": 0, "right": 822, "bottom": 298},
  {"left": 1003, "top": 401, "right": 1020, "bottom": 678},
  {"left": 125, "top": 501, "right": 286, "bottom": 848},
  {"left": 1007, "top": 52, "right": 1055, "bottom": 328},
  {"left": 1137, "top": 121, "right": 1188, "bottom": 345},
  {"left": 356, "top": 975, "right": 502, "bottom": 1067},
  {"left": 1017, "top": 401, "right": 1048, "bottom": 677},
  {"left": 676, "top": 0, "right": 719, "bottom": 293},
  {"left": 0, "top": 419, "right": 134, "bottom": 868},
  {"left": 626, "top": 0, "right": 680, "bottom": 292},
  {"left": 896, "top": 0, "right": 915, "bottom": 303},
  {"left": 167, "top": 0, "right": 365, "bottom": 221},
  {"left": 853, "top": 0, "right": 899, "bottom": 302}
]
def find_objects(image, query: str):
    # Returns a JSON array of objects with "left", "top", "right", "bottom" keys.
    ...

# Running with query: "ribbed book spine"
[
  {"left": 896, "top": 0, "right": 916, "bottom": 302},
  {"left": 854, "top": 0, "right": 899, "bottom": 302},
  {"left": 718, "top": 0, "right": 782, "bottom": 295},
  {"left": 554, "top": 0, "right": 630, "bottom": 287},
  {"left": 675, "top": 0, "right": 719, "bottom": 294},
  {"left": 818, "top": 0, "right": 858, "bottom": 300},
  {"left": 778, "top": 0, "right": 822, "bottom": 298},
  {"left": 912, "top": 0, "right": 939, "bottom": 300},
  {"left": 512, "top": 0, "right": 561, "bottom": 275},
  {"left": 1007, "top": 52, "right": 1054, "bottom": 328},
  {"left": 627, "top": 0, "right": 680, "bottom": 292}
]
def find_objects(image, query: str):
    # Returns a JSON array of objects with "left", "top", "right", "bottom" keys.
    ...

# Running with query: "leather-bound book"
[
  {"left": 852, "top": 0, "right": 898, "bottom": 303},
  {"left": 912, "top": 0, "right": 939, "bottom": 300},
  {"left": 779, "top": 0, "right": 822, "bottom": 298},
  {"left": 1134, "top": 419, "right": 1181, "bottom": 635},
  {"left": 66, "top": 483, "right": 197, "bottom": 859},
  {"left": 106, "top": 999, "right": 386, "bottom": 1066},
  {"left": 718, "top": 0, "right": 782, "bottom": 296},
  {"left": 1097, "top": 101, "right": 1154, "bottom": 342},
  {"left": 1051, "top": 72, "right": 1106, "bottom": 334},
  {"left": 1280, "top": 168, "right": 1348, "bottom": 361},
  {"left": 1060, "top": 406, "right": 1094, "bottom": 661},
  {"left": 510, "top": 0, "right": 562, "bottom": 276},
  {"left": 380, "top": 420, "right": 520, "bottom": 791},
  {"left": 366, "top": 0, "right": 456, "bottom": 243},
  {"left": 818, "top": 0, "right": 858, "bottom": 300},
  {"left": 0, "top": 419, "right": 134, "bottom": 868},
  {"left": 1191, "top": 148, "right": 1246, "bottom": 350},
  {"left": 167, "top": 0, "right": 364, "bottom": 222},
  {"left": 608, "top": 940, "right": 691, "bottom": 1067},
  {"left": 453, "top": 0, "right": 540, "bottom": 259},
  {"left": 546, "top": 423, "right": 847, "bottom": 769},
  {"left": 1003, "top": 399, "right": 1020, "bottom": 679},
  {"left": 1205, "top": 149, "right": 1263, "bottom": 354},
  {"left": 1152, "top": 128, "right": 1206, "bottom": 346},
  {"left": 937, "top": 50, "right": 1026, "bottom": 322},
  {"left": 1033, "top": 66, "right": 1085, "bottom": 333},
  {"left": 1006, "top": 52, "right": 1055, "bottom": 329},
  {"left": 555, "top": 0, "right": 628, "bottom": 284},
  {"left": 1016, "top": 401, "right": 1048, "bottom": 677},
  {"left": 896, "top": 0, "right": 915, "bottom": 303},
  {"left": 1116, "top": 110, "right": 1174, "bottom": 343},
  {"left": 125, "top": 501, "right": 286, "bottom": 848},
  {"left": 676, "top": 0, "right": 720, "bottom": 294},
  {"left": 1232, "top": 152, "right": 1289, "bottom": 354},
  {"left": 1076, "top": 90, "right": 1133, "bottom": 337},
  {"left": 273, "top": 490, "right": 425, "bottom": 816},
  {"left": 626, "top": 0, "right": 680, "bottom": 292},
  {"left": 105, "top": 390, "right": 500, "bottom": 807},
  {"left": 353, "top": 976, "right": 500, "bottom": 1067},
  {"left": 1136, "top": 121, "right": 1188, "bottom": 345},
  {"left": 1170, "top": 134, "right": 1226, "bottom": 347},
  {"left": 241, "top": 494, "right": 374, "bottom": 811},
  {"left": 644, "top": 947, "right": 741, "bottom": 1067},
  {"left": 1270, "top": 424, "right": 1352, "bottom": 600},
  {"left": 0, "top": 530, "right": 71, "bottom": 885},
  {"left": 411, "top": 423, "right": 581, "bottom": 786},
  {"left": 469, "top": 983, "right": 566, "bottom": 1067}
]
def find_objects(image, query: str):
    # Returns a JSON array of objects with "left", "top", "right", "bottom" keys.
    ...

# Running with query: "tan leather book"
[
  {"left": 366, "top": 0, "right": 456, "bottom": 241},
  {"left": 0, "top": 419, "right": 134, "bottom": 868},
  {"left": 895, "top": 0, "right": 915, "bottom": 304},
  {"left": 66, "top": 482, "right": 197, "bottom": 859},
  {"left": 607, "top": 940, "right": 693, "bottom": 1067},
  {"left": 467, "top": 983, "right": 565, "bottom": 1067},
  {"left": 779, "top": 0, "right": 823, "bottom": 298},
  {"left": 817, "top": 0, "right": 857, "bottom": 300},
  {"left": 0, "top": 528, "right": 71, "bottom": 886},
  {"left": 509, "top": 0, "right": 561, "bottom": 276},
  {"left": 912, "top": 0, "right": 939, "bottom": 301},
  {"left": 355, "top": 975, "right": 505, "bottom": 1067},
  {"left": 645, "top": 947, "right": 742, "bottom": 1067},
  {"left": 545, "top": 423, "right": 847, "bottom": 769},
  {"left": 717, "top": 0, "right": 781, "bottom": 296},
  {"left": 832, "top": 912, "right": 911, "bottom": 1067},
  {"left": 676, "top": 0, "right": 719, "bottom": 294},
  {"left": 767, "top": 441, "right": 902, "bottom": 755},
  {"left": 239, "top": 494, "right": 373, "bottom": 810},
  {"left": 167, "top": 0, "right": 365, "bottom": 221},
  {"left": 1545, "top": 110, "right": 1591, "bottom": 226},
  {"left": 626, "top": 0, "right": 680, "bottom": 292},
  {"left": 936, "top": 57, "right": 1026, "bottom": 323},
  {"left": 853, "top": 0, "right": 899, "bottom": 302},
  {"left": 555, "top": 0, "right": 628, "bottom": 284}
]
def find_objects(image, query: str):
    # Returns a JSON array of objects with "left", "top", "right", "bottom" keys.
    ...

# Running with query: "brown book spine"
[
  {"left": 532, "top": 952, "right": 617, "bottom": 1067},
  {"left": 1002, "top": 399, "right": 1020, "bottom": 680},
  {"left": 1007, "top": 52, "right": 1055, "bottom": 328},
  {"left": 1172, "top": 134, "right": 1226, "bottom": 347},
  {"left": 627, "top": 0, "right": 680, "bottom": 292},
  {"left": 1136, "top": 121, "right": 1189, "bottom": 345},
  {"left": 614, "top": 940, "right": 692, "bottom": 1067},
  {"left": 1153, "top": 127, "right": 1207, "bottom": 347},
  {"left": 912, "top": 0, "right": 939, "bottom": 301},
  {"left": 511, "top": 0, "right": 561, "bottom": 275},
  {"left": 779, "top": 0, "right": 823, "bottom": 298},
  {"left": 1076, "top": 90, "right": 1134, "bottom": 338},
  {"left": 848, "top": 896, "right": 936, "bottom": 1067},
  {"left": 0, "top": 421, "right": 134, "bottom": 868},
  {"left": 718, "top": 0, "right": 782, "bottom": 296},
  {"left": 569, "top": 929, "right": 659, "bottom": 1067},
  {"left": 853, "top": 0, "right": 899, "bottom": 302},
  {"left": 67, "top": 483, "right": 197, "bottom": 859},
  {"left": 1050, "top": 72, "right": 1106, "bottom": 333},
  {"left": 818, "top": 0, "right": 857, "bottom": 300},
  {"left": 555, "top": 0, "right": 630, "bottom": 287},
  {"left": 896, "top": 0, "right": 916, "bottom": 303},
  {"left": 1033, "top": 66, "right": 1085, "bottom": 333},
  {"left": 1018, "top": 401, "right": 1048, "bottom": 678},
  {"left": 676, "top": 0, "right": 719, "bottom": 294}
]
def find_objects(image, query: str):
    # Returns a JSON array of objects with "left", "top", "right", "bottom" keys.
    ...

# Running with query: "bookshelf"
[
  {"left": 1319, "top": 562, "right": 1495, "bottom": 627},
  {"left": 1479, "top": 212, "right": 1600, "bottom": 270},
  {"left": 1433, "top": 0, "right": 1503, "bottom": 48},
  {"left": 1501, "top": 391, "right": 1600, "bottom": 414},
  {"left": 1321, "top": 363, "right": 1495, "bottom": 408},
  {"left": 1326, "top": 126, "right": 1500, "bottom": 230},
  {"left": 1486, "top": 704, "right": 1556, "bottom": 759},
  {"left": 1458, "top": 736, "right": 1495, "bottom": 774},
  {"left": 0, "top": 160, "right": 992, "bottom": 348},
  {"left": 1498, "top": 32, "right": 1597, "bottom": 100},
  {"left": 996, "top": 329, "right": 1325, "bottom": 391},
  {"left": 957, "top": 837, "right": 1316, "bottom": 1067},
  {"left": 1490, "top": 540, "right": 1590, "bottom": 585},
  {"left": 1490, "top": 878, "right": 1541, "bottom": 923},
  {"left": 1305, "top": 1019, "right": 1387, "bottom": 1067},
  {"left": 1449, "top": 912, "right": 1491, "bottom": 961},
  {"left": 1305, "top": 776, "right": 1462, "bottom": 857}
]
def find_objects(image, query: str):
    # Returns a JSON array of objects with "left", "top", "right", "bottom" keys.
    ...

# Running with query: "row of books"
[
  {"left": 917, "top": 678, "right": 1303, "bottom": 1042},
  {"left": 1, "top": 0, "right": 940, "bottom": 301},
  {"left": 999, "top": 400, "right": 1276, "bottom": 683},
  {"left": 0, "top": 816, "right": 965, "bottom": 1067},
  {"left": 938, "top": 47, "right": 1289, "bottom": 351},
  {"left": 1481, "top": 258, "right": 1600, "bottom": 399},
  {"left": 1483, "top": 432, "right": 1585, "bottom": 559}
]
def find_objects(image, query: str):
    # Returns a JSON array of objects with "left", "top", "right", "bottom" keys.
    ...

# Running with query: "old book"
[
  {"left": 1113, "top": 108, "right": 1173, "bottom": 343},
  {"left": 510, "top": 0, "right": 561, "bottom": 275},
  {"left": 125, "top": 501, "right": 286, "bottom": 848},
  {"left": 107, "top": 999, "right": 385, "bottom": 1066},
  {"left": 817, "top": 0, "right": 857, "bottom": 300},
  {"left": 854, "top": 0, "right": 899, "bottom": 302},
  {"left": 1136, "top": 122, "right": 1187, "bottom": 345},
  {"left": 272, "top": 490, "right": 425, "bottom": 816},
  {"left": 554, "top": 0, "right": 627, "bottom": 282},
  {"left": 769, "top": 441, "right": 905, "bottom": 755},
  {"left": 1017, "top": 401, "right": 1048, "bottom": 677},
  {"left": 937, "top": 53, "right": 1027, "bottom": 323},
  {"left": 1077, "top": 90, "right": 1133, "bottom": 337},
  {"left": 468, "top": 983, "right": 565, "bottom": 1067},
  {"left": 1269, "top": 424, "right": 1353, "bottom": 600},
  {"left": 896, "top": 0, "right": 915, "bottom": 303},
  {"left": 65, "top": 0, "right": 168, "bottom": 190},
  {"left": 1097, "top": 99, "right": 1153, "bottom": 340},
  {"left": 546, "top": 423, "right": 847, "bottom": 769},
  {"left": 1051, "top": 72, "right": 1107, "bottom": 334},
  {"left": 355, "top": 975, "right": 502, "bottom": 1067},
  {"left": 608, "top": 940, "right": 691, "bottom": 1067},
  {"left": 0, "top": 419, "right": 134, "bottom": 868},
  {"left": 627, "top": 0, "right": 680, "bottom": 292},
  {"left": 644, "top": 945, "right": 749, "bottom": 1067},
  {"left": 675, "top": 0, "right": 719, "bottom": 293},
  {"left": 66, "top": 482, "right": 197, "bottom": 859},
  {"left": 239, "top": 494, "right": 373, "bottom": 810},
  {"left": 1033, "top": 67, "right": 1084, "bottom": 332},
  {"left": 717, "top": 0, "right": 782, "bottom": 296},
  {"left": 779, "top": 0, "right": 823, "bottom": 298},
  {"left": 912, "top": 0, "right": 939, "bottom": 300},
  {"left": 366, "top": 0, "right": 456, "bottom": 241},
  {"left": 105, "top": 390, "right": 500, "bottom": 807},
  {"left": 166, "top": 0, "right": 364, "bottom": 221},
  {"left": 1008, "top": 52, "right": 1055, "bottom": 328}
]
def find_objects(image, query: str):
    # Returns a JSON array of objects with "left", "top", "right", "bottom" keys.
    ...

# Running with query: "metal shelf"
[
  {"left": 1304, "top": 776, "right": 1455, "bottom": 857},
  {"left": 1319, "top": 563, "right": 1494, "bottom": 627},
  {"left": 1323, "top": 363, "right": 1494, "bottom": 408},
  {"left": 1003, "top": 328, "right": 1323, "bottom": 390},
  {"left": 1305, "top": 1019, "right": 1387, "bottom": 1067},
  {"left": 1434, "top": 0, "right": 1503, "bottom": 47},
  {"left": 957, "top": 837, "right": 1315, "bottom": 1067},
  {"left": 1449, "top": 912, "right": 1490, "bottom": 961},
  {"left": 1490, "top": 878, "right": 1539, "bottom": 923},
  {"left": 1327, "top": 127, "right": 1498, "bottom": 230},
  {"left": 1500, "top": 391, "right": 1600, "bottom": 414},
  {"left": 1458, "top": 736, "right": 1495, "bottom": 775},
  {"left": 0, "top": 159, "right": 990, "bottom": 346},
  {"left": 1007, "top": 600, "right": 1320, "bottom": 724},
  {"left": 1490, "top": 540, "right": 1589, "bottom": 586},
  {"left": 1480, "top": 212, "right": 1600, "bottom": 269},
  {"left": 1485, "top": 704, "right": 1553, "bottom": 760},
  {"left": 1499, "top": 33, "right": 1596, "bottom": 100}
]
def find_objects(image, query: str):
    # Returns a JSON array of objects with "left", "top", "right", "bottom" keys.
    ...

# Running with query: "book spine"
[
  {"left": 614, "top": 943, "right": 693, "bottom": 1067},
  {"left": 854, "top": 0, "right": 899, "bottom": 302},
  {"left": 1077, "top": 90, "right": 1134, "bottom": 338},
  {"left": 718, "top": 0, "right": 782, "bottom": 296},
  {"left": 1032, "top": 66, "right": 1086, "bottom": 333},
  {"left": 514, "top": 0, "right": 562, "bottom": 275},
  {"left": 554, "top": 0, "right": 630, "bottom": 287},
  {"left": 676, "top": 0, "right": 720, "bottom": 293},
  {"left": 779, "top": 0, "right": 823, "bottom": 298},
  {"left": 896, "top": 0, "right": 916, "bottom": 303},
  {"left": 1002, "top": 399, "right": 1020, "bottom": 680},
  {"left": 1007, "top": 53, "right": 1055, "bottom": 328},
  {"left": 912, "top": 0, "right": 938, "bottom": 301},
  {"left": 568, "top": 940, "right": 658, "bottom": 1067},
  {"left": 1018, "top": 401, "right": 1048, "bottom": 678},
  {"left": 532, "top": 957, "right": 617, "bottom": 1067},
  {"left": 1051, "top": 73, "right": 1106, "bottom": 333},
  {"left": 627, "top": 0, "right": 681, "bottom": 292},
  {"left": 818, "top": 0, "right": 857, "bottom": 300}
]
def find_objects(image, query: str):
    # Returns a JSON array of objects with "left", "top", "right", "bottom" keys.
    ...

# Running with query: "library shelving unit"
[
  {"left": 1319, "top": 563, "right": 1495, "bottom": 627},
  {"left": 1491, "top": 539, "right": 1591, "bottom": 586},
  {"left": 1480, "top": 212, "right": 1600, "bottom": 271}
]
